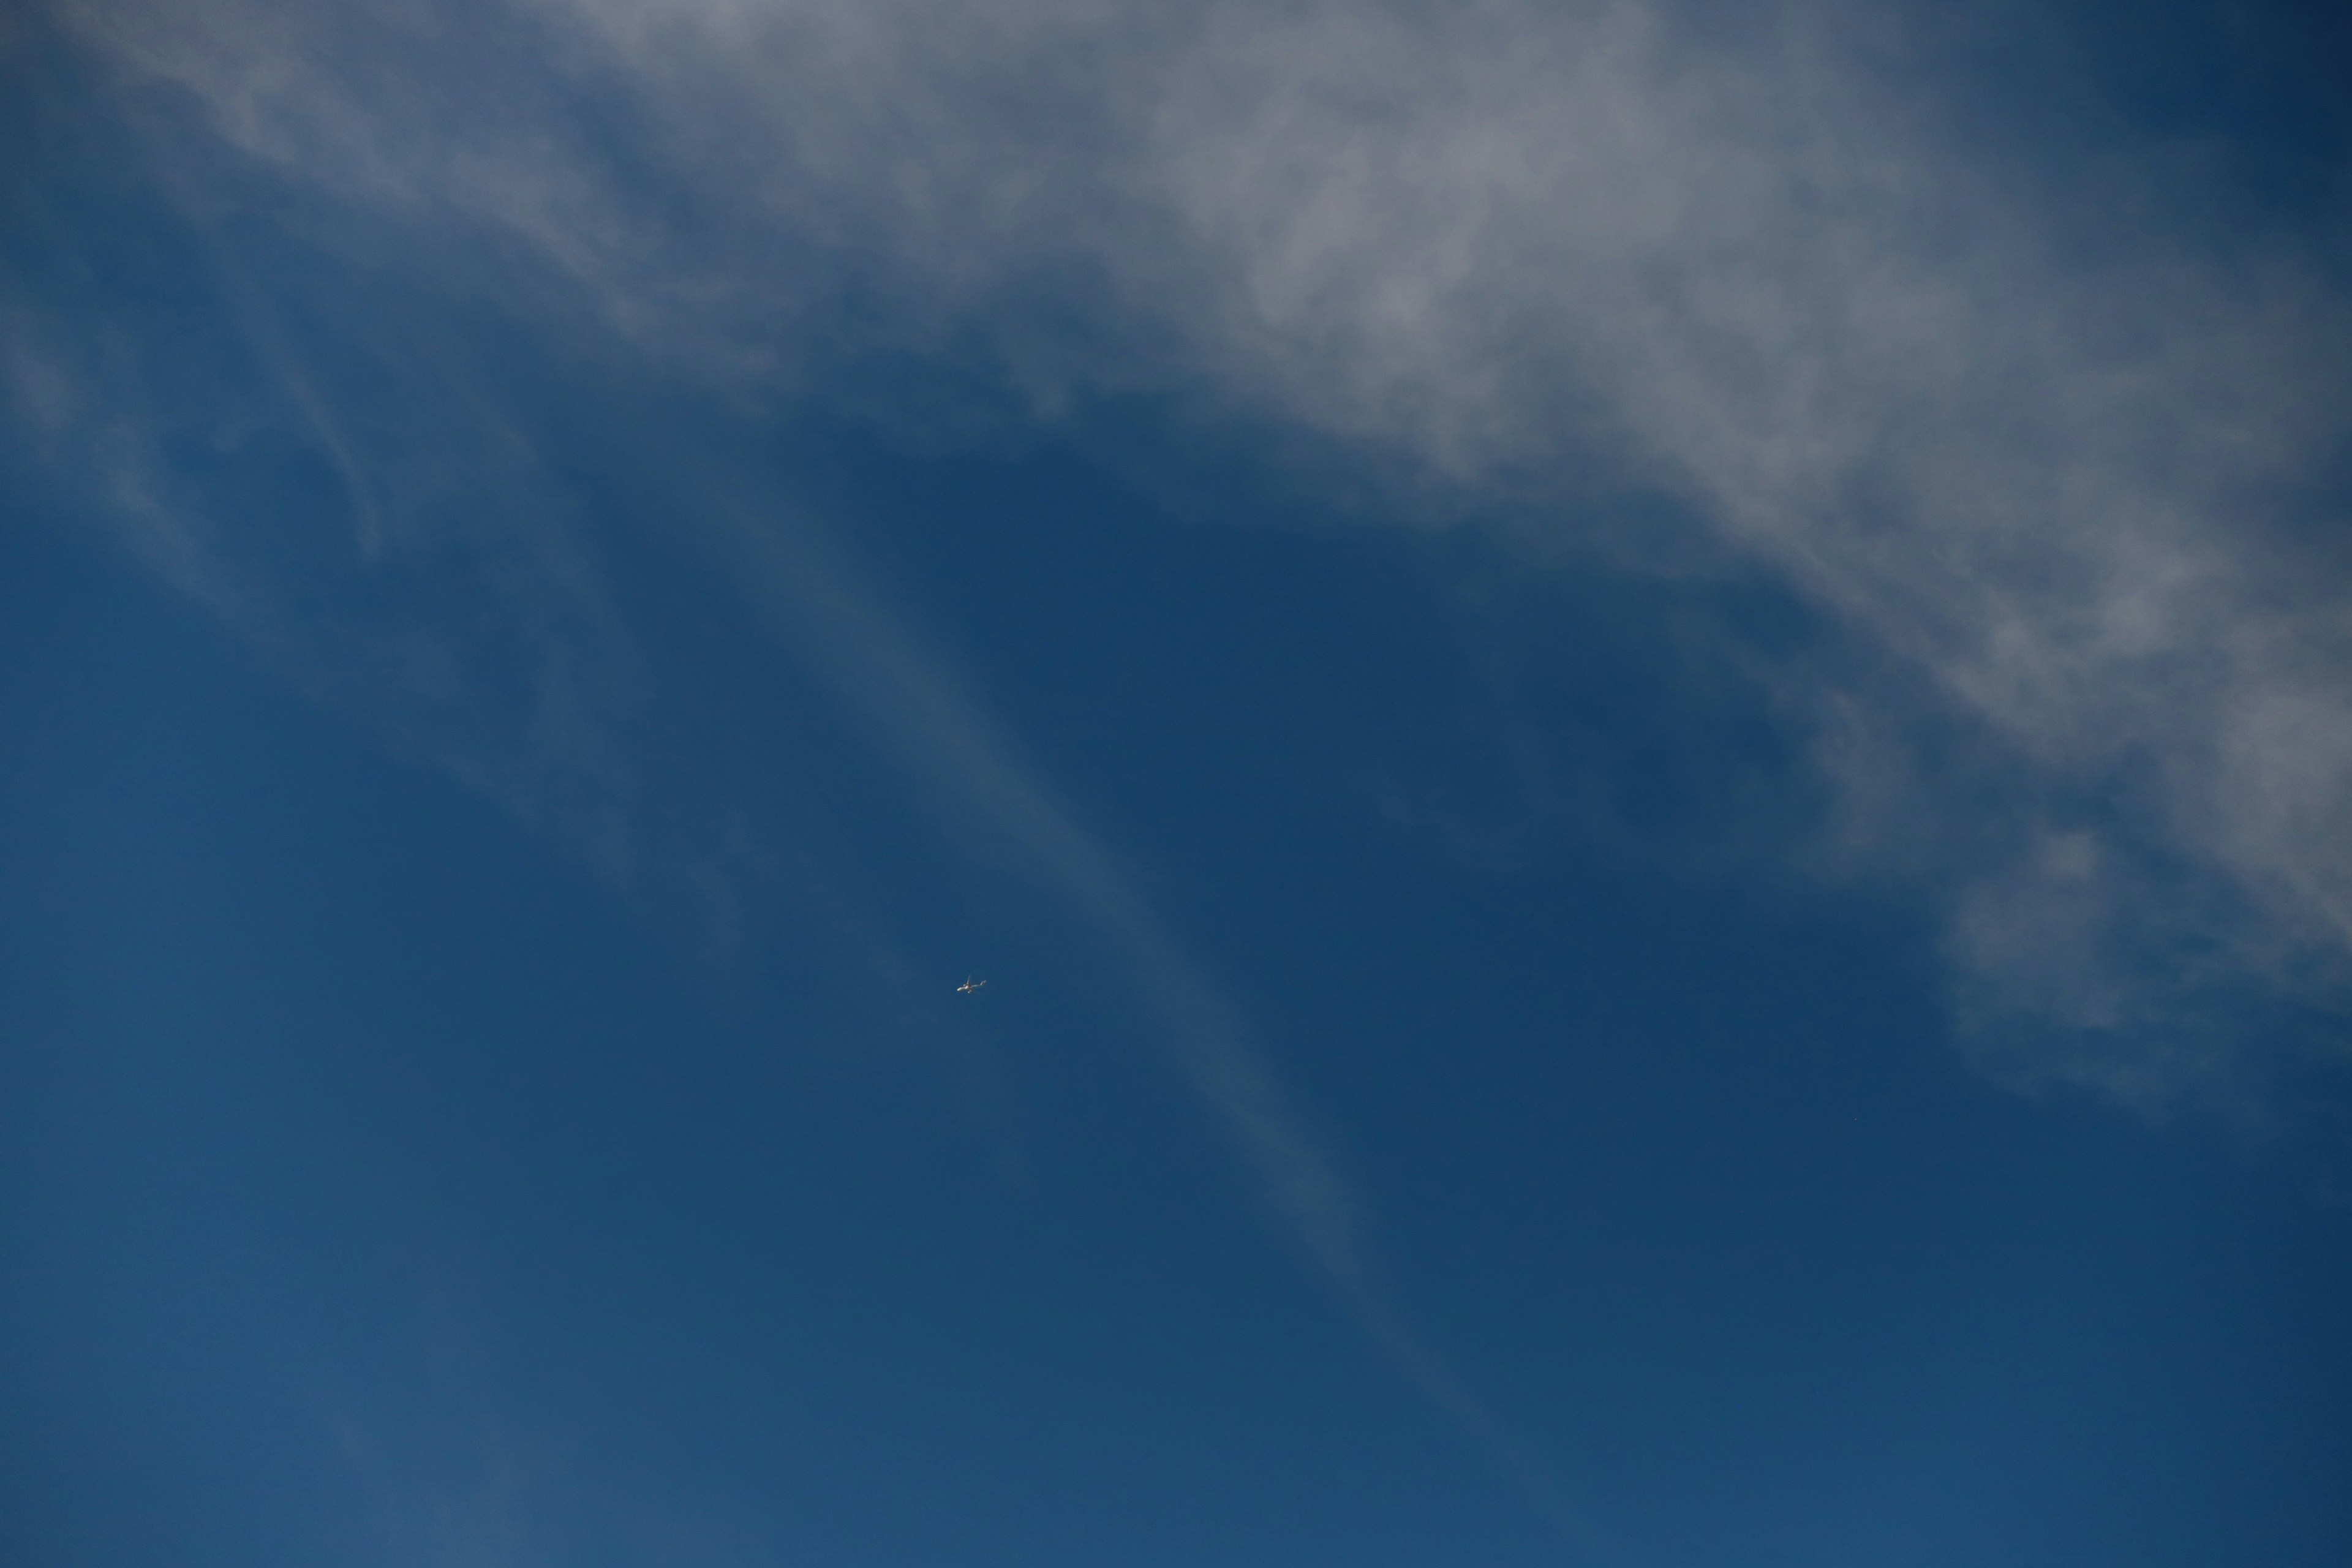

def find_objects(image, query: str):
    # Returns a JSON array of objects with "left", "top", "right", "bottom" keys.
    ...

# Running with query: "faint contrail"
[{"left": 702, "top": 496, "right": 1611, "bottom": 1560}]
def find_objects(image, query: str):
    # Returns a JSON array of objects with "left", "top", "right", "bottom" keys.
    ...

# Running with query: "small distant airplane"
[{"left": 957, "top": 975, "right": 988, "bottom": 995}]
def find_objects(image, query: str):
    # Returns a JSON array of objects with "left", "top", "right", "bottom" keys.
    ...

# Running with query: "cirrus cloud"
[{"left": 25, "top": 0, "right": 2352, "bottom": 1101}]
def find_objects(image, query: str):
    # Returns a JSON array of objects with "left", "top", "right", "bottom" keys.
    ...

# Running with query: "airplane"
[{"left": 957, "top": 975, "right": 988, "bottom": 994}]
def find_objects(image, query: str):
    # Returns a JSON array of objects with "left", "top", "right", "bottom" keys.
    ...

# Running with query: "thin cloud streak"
[{"left": 703, "top": 495, "right": 1604, "bottom": 1552}]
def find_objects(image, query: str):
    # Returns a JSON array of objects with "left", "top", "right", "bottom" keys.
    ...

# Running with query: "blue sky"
[{"left": 6, "top": 3, "right": 2352, "bottom": 1564}]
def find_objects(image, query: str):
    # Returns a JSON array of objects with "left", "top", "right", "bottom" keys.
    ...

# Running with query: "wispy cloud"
[
  {"left": 40, "top": 0, "right": 2351, "bottom": 1099},
  {"left": 697, "top": 494, "right": 1602, "bottom": 1547}
]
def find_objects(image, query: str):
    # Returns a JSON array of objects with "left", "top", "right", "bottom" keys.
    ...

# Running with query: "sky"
[{"left": 4, "top": 2, "right": 2351, "bottom": 1564}]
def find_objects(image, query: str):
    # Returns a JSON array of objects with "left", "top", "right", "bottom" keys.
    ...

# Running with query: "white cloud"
[{"left": 38, "top": 0, "right": 2352, "bottom": 1096}]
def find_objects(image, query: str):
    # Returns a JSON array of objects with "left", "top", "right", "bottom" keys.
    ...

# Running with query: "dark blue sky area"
[{"left": 6, "top": 4, "right": 2352, "bottom": 1565}]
